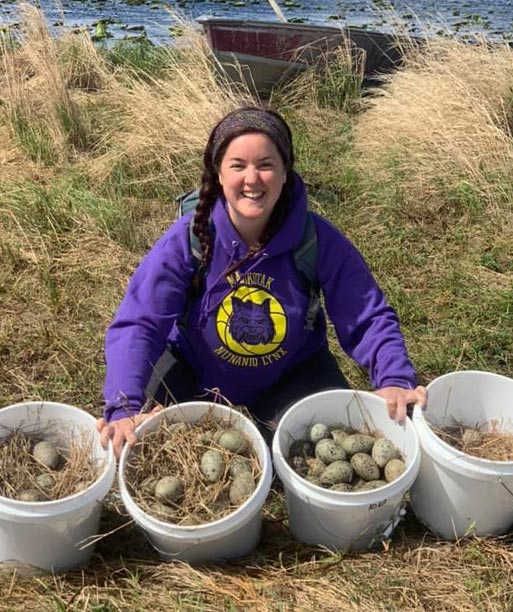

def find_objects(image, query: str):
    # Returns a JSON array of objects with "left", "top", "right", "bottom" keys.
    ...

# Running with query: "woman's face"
[{"left": 218, "top": 132, "right": 287, "bottom": 241}]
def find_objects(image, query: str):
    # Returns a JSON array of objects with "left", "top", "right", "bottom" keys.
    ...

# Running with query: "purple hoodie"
[{"left": 103, "top": 174, "right": 416, "bottom": 421}]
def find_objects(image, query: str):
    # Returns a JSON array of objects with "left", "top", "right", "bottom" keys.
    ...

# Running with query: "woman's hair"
[{"left": 192, "top": 106, "right": 295, "bottom": 280}]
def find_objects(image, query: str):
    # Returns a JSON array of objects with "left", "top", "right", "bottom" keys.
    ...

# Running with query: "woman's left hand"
[{"left": 374, "top": 386, "right": 427, "bottom": 424}]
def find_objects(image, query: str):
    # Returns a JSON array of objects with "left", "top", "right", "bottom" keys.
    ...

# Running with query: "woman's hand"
[
  {"left": 374, "top": 386, "right": 427, "bottom": 424},
  {"left": 96, "top": 406, "right": 162, "bottom": 459}
]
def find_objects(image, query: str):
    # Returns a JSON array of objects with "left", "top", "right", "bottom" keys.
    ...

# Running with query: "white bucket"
[
  {"left": 119, "top": 402, "right": 272, "bottom": 564},
  {"left": 411, "top": 370, "right": 513, "bottom": 540},
  {"left": 272, "top": 389, "right": 420, "bottom": 551},
  {"left": 0, "top": 401, "right": 116, "bottom": 572}
]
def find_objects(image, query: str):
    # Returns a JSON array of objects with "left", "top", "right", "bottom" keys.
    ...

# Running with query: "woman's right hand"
[{"left": 96, "top": 407, "right": 162, "bottom": 459}]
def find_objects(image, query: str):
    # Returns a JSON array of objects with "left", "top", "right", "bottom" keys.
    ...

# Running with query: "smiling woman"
[{"left": 97, "top": 106, "right": 426, "bottom": 458}]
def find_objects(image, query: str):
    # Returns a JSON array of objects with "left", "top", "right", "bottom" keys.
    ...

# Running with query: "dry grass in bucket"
[
  {"left": 124, "top": 410, "right": 261, "bottom": 526},
  {"left": 431, "top": 421, "right": 513, "bottom": 461},
  {"left": 0, "top": 427, "right": 100, "bottom": 501}
]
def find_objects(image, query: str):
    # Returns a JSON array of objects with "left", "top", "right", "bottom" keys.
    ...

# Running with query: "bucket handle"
[
  {"left": 140, "top": 528, "right": 203, "bottom": 560},
  {"left": 498, "top": 477, "right": 513, "bottom": 500}
]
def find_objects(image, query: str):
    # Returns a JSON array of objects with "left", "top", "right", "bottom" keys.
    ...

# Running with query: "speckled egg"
[
  {"left": 330, "top": 483, "right": 354, "bottom": 492},
  {"left": 330, "top": 429, "right": 351, "bottom": 445},
  {"left": 154, "top": 476, "right": 184, "bottom": 503},
  {"left": 35, "top": 473, "right": 55, "bottom": 490},
  {"left": 350, "top": 453, "right": 380, "bottom": 481},
  {"left": 358, "top": 480, "right": 388, "bottom": 491},
  {"left": 200, "top": 450, "right": 225, "bottom": 483},
  {"left": 33, "top": 441, "right": 60, "bottom": 469},
  {"left": 309, "top": 423, "right": 330, "bottom": 444},
  {"left": 320, "top": 460, "right": 353, "bottom": 486},
  {"left": 384, "top": 459, "right": 406, "bottom": 483},
  {"left": 229, "top": 473, "right": 255, "bottom": 505},
  {"left": 342, "top": 434, "right": 375, "bottom": 456},
  {"left": 315, "top": 439, "right": 347, "bottom": 464},
  {"left": 218, "top": 429, "right": 248, "bottom": 455},
  {"left": 229, "top": 456, "right": 253, "bottom": 478},
  {"left": 169, "top": 422, "right": 189, "bottom": 435},
  {"left": 372, "top": 438, "right": 401, "bottom": 468}
]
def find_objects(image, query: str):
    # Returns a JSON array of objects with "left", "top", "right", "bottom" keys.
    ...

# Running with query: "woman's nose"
[{"left": 244, "top": 166, "right": 260, "bottom": 184}]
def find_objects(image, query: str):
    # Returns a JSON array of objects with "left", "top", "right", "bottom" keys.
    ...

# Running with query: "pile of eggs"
[
  {"left": 287, "top": 422, "right": 406, "bottom": 492},
  {"left": 147, "top": 426, "right": 257, "bottom": 521}
]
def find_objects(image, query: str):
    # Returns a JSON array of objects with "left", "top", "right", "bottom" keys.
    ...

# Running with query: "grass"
[{"left": 0, "top": 5, "right": 513, "bottom": 611}]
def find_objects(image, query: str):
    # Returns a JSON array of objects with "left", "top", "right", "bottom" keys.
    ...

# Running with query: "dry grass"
[
  {"left": 432, "top": 423, "right": 513, "bottom": 462},
  {"left": 2, "top": 507, "right": 513, "bottom": 611},
  {"left": 89, "top": 19, "right": 256, "bottom": 193},
  {"left": 355, "top": 37, "right": 513, "bottom": 218}
]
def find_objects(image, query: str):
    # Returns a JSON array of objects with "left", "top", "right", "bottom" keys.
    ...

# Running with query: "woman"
[{"left": 98, "top": 106, "right": 426, "bottom": 457}]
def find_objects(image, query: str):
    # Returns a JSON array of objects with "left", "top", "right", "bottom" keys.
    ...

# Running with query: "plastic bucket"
[
  {"left": 119, "top": 402, "right": 272, "bottom": 564},
  {"left": 411, "top": 370, "right": 513, "bottom": 539},
  {"left": 272, "top": 389, "right": 420, "bottom": 551},
  {"left": 0, "top": 401, "right": 116, "bottom": 572}
]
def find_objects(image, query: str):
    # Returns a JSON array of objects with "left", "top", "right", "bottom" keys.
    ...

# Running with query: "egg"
[
  {"left": 218, "top": 429, "right": 248, "bottom": 455},
  {"left": 200, "top": 450, "right": 225, "bottom": 483},
  {"left": 229, "top": 473, "right": 255, "bottom": 506},
  {"left": 154, "top": 476, "right": 184, "bottom": 503},
  {"left": 372, "top": 438, "right": 401, "bottom": 468},
  {"left": 35, "top": 473, "right": 55, "bottom": 490},
  {"left": 358, "top": 480, "right": 388, "bottom": 491},
  {"left": 320, "top": 460, "right": 353, "bottom": 486},
  {"left": 330, "top": 483, "right": 354, "bottom": 492},
  {"left": 229, "top": 456, "right": 253, "bottom": 478},
  {"left": 350, "top": 453, "right": 380, "bottom": 481},
  {"left": 18, "top": 489, "right": 44, "bottom": 502},
  {"left": 315, "top": 439, "right": 346, "bottom": 464},
  {"left": 33, "top": 441, "right": 60, "bottom": 469},
  {"left": 152, "top": 502, "right": 176, "bottom": 521},
  {"left": 309, "top": 423, "right": 330, "bottom": 444},
  {"left": 384, "top": 459, "right": 406, "bottom": 483},
  {"left": 330, "top": 429, "right": 351, "bottom": 445},
  {"left": 462, "top": 428, "right": 483, "bottom": 447},
  {"left": 342, "top": 434, "right": 375, "bottom": 456}
]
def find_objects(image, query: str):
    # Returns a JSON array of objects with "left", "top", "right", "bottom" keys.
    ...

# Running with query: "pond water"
[{"left": 0, "top": 0, "right": 511, "bottom": 45}]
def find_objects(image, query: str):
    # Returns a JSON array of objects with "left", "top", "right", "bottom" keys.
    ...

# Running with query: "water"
[{"left": 0, "top": 0, "right": 511, "bottom": 45}]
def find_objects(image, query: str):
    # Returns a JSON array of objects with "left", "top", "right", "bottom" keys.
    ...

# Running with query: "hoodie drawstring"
[{"left": 197, "top": 248, "right": 269, "bottom": 329}]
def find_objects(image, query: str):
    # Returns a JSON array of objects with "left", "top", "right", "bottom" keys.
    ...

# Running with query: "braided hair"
[{"left": 192, "top": 106, "right": 295, "bottom": 282}]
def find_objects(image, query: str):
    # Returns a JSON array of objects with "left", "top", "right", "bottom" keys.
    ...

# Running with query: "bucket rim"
[
  {"left": 272, "top": 389, "right": 421, "bottom": 504},
  {"left": 0, "top": 400, "right": 116, "bottom": 516},
  {"left": 118, "top": 401, "right": 272, "bottom": 538}
]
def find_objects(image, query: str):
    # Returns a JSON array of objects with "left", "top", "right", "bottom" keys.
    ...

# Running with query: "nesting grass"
[
  {"left": 432, "top": 423, "right": 513, "bottom": 462},
  {"left": 0, "top": 428, "right": 100, "bottom": 501},
  {"left": 125, "top": 412, "right": 261, "bottom": 525}
]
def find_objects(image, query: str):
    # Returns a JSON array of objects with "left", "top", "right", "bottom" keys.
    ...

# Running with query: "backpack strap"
[{"left": 294, "top": 212, "right": 321, "bottom": 331}]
